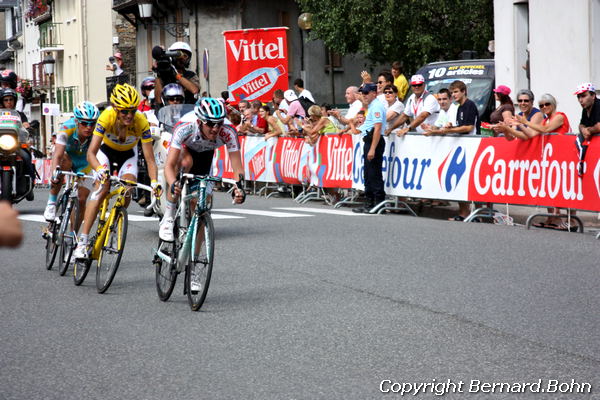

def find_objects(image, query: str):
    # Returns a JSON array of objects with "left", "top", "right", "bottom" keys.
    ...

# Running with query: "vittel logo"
[
  {"left": 593, "top": 160, "right": 600, "bottom": 198},
  {"left": 227, "top": 38, "right": 285, "bottom": 61},
  {"left": 280, "top": 139, "right": 302, "bottom": 179},
  {"left": 438, "top": 146, "right": 466, "bottom": 192},
  {"left": 325, "top": 136, "right": 353, "bottom": 181}
]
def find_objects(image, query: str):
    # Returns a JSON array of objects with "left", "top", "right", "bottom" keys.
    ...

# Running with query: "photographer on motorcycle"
[
  {"left": 152, "top": 42, "right": 199, "bottom": 105},
  {"left": 1, "top": 88, "right": 34, "bottom": 200}
]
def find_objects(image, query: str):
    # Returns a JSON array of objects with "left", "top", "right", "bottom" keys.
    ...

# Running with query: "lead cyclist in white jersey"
[{"left": 159, "top": 97, "right": 246, "bottom": 241}]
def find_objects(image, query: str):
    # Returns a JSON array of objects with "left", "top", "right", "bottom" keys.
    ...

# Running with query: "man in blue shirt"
[{"left": 353, "top": 83, "right": 387, "bottom": 213}]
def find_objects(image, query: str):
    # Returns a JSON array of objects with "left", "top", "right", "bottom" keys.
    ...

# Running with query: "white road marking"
[
  {"left": 272, "top": 207, "right": 370, "bottom": 216},
  {"left": 213, "top": 208, "right": 313, "bottom": 218},
  {"left": 19, "top": 213, "right": 244, "bottom": 223}
]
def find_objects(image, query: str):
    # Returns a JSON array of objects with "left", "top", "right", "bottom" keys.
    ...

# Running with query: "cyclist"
[
  {"left": 158, "top": 97, "right": 245, "bottom": 241},
  {"left": 43, "top": 101, "right": 100, "bottom": 221},
  {"left": 73, "top": 83, "right": 161, "bottom": 259}
]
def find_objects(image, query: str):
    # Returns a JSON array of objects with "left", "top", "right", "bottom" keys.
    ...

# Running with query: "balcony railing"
[
  {"left": 38, "top": 22, "right": 62, "bottom": 48},
  {"left": 25, "top": 0, "right": 52, "bottom": 24},
  {"left": 32, "top": 62, "right": 52, "bottom": 89},
  {"left": 56, "top": 86, "right": 77, "bottom": 113}
]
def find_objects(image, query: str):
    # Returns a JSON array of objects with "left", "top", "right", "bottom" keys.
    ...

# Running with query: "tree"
[{"left": 296, "top": 0, "right": 494, "bottom": 73}]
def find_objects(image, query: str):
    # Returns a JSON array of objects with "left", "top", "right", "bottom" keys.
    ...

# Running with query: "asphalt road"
[{"left": 1, "top": 189, "right": 599, "bottom": 400}]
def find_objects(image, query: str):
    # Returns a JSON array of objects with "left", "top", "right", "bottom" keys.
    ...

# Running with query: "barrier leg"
[
  {"left": 371, "top": 197, "right": 418, "bottom": 216},
  {"left": 334, "top": 189, "right": 363, "bottom": 209},
  {"left": 526, "top": 212, "right": 584, "bottom": 233}
]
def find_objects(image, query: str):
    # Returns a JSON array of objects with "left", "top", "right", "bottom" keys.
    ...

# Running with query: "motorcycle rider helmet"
[
  {"left": 110, "top": 83, "right": 140, "bottom": 109},
  {"left": 0, "top": 88, "right": 18, "bottom": 101},
  {"left": 141, "top": 77, "right": 155, "bottom": 93},
  {"left": 73, "top": 101, "right": 100, "bottom": 123},
  {"left": 0, "top": 70, "right": 18, "bottom": 89},
  {"left": 194, "top": 97, "right": 226, "bottom": 124},
  {"left": 162, "top": 83, "right": 184, "bottom": 104}
]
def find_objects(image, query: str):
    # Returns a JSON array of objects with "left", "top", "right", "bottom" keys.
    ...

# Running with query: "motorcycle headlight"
[{"left": 0, "top": 134, "right": 17, "bottom": 152}]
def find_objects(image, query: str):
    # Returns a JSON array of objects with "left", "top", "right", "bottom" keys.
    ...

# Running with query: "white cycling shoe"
[
  {"left": 159, "top": 217, "right": 175, "bottom": 242},
  {"left": 73, "top": 243, "right": 89, "bottom": 260},
  {"left": 44, "top": 204, "right": 56, "bottom": 221}
]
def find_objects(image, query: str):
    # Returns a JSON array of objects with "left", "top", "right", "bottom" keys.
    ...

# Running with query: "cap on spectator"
[
  {"left": 358, "top": 83, "right": 377, "bottom": 94},
  {"left": 410, "top": 74, "right": 425, "bottom": 85},
  {"left": 574, "top": 82, "right": 595, "bottom": 95},
  {"left": 283, "top": 89, "right": 297, "bottom": 102},
  {"left": 493, "top": 85, "right": 511, "bottom": 96},
  {"left": 51, "top": 132, "right": 57, "bottom": 137},
  {"left": 114, "top": 52, "right": 123, "bottom": 60}
]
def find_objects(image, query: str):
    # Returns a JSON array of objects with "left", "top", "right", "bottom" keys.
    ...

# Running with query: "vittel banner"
[{"left": 223, "top": 27, "right": 289, "bottom": 104}]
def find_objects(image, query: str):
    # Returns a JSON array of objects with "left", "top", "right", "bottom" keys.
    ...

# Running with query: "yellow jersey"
[{"left": 93, "top": 106, "right": 152, "bottom": 151}]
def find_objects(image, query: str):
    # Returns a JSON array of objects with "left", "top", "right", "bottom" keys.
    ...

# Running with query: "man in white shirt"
[
  {"left": 422, "top": 88, "right": 457, "bottom": 131},
  {"left": 330, "top": 86, "right": 362, "bottom": 125},
  {"left": 388, "top": 74, "right": 440, "bottom": 135},
  {"left": 294, "top": 78, "right": 315, "bottom": 103}
]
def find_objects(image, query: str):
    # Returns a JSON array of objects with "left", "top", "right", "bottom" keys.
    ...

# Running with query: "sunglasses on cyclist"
[
  {"left": 78, "top": 119, "right": 97, "bottom": 127},
  {"left": 205, "top": 120, "right": 222, "bottom": 128},
  {"left": 118, "top": 109, "right": 136, "bottom": 115}
]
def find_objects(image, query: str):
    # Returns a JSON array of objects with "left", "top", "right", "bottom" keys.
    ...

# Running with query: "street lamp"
[
  {"left": 297, "top": 12, "right": 312, "bottom": 88},
  {"left": 42, "top": 52, "right": 55, "bottom": 151},
  {"left": 138, "top": 0, "right": 153, "bottom": 28}
]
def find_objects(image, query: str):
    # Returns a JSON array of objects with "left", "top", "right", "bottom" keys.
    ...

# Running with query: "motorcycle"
[
  {"left": 142, "top": 104, "right": 195, "bottom": 218},
  {"left": 0, "top": 110, "right": 34, "bottom": 203}
]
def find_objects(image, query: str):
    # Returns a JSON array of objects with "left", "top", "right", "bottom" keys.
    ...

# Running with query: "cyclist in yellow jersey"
[{"left": 74, "top": 83, "right": 161, "bottom": 259}]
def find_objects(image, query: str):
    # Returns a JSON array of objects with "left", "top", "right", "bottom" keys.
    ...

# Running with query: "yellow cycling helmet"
[{"left": 110, "top": 83, "right": 140, "bottom": 109}]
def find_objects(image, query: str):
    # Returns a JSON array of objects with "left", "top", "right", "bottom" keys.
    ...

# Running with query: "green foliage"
[{"left": 296, "top": 0, "right": 494, "bottom": 73}]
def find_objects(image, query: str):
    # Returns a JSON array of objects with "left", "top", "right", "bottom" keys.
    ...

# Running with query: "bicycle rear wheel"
[
  {"left": 44, "top": 221, "right": 59, "bottom": 270},
  {"left": 96, "top": 207, "right": 128, "bottom": 294},
  {"left": 185, "top": 214, "right": 214, "bottom": 311},
  {"left": 58, "top": 199, "right": 79, "bottom": 276}
]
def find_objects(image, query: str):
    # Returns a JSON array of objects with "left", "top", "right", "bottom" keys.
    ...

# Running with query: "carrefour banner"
[
  {"left": 211, "top": 134, "right": 600, "bottom": 212},
  {"left": 223, "top": 27, "right": 289, "bottom": 104}
]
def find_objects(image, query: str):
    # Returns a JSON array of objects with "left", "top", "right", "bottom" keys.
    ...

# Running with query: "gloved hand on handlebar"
[
  {"left": 95, "top": 166, "right": 110, "bottom": 183},
  {"left": 151, "top": 180, "right": 162, "bottom": 197},
  {"left": 231, "top": 174, "right": 246, "bottom": 204}
]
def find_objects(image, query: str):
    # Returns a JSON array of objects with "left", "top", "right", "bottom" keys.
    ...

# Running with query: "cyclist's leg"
[
  {"left": 117, "top": 146, "right": 139, "bottom": 208},
  {"left": 159, "top": 150, "right": 185, "bottom": 241},
  {"left": 44, "top": 155, "right": 71, "bottom": 220}
]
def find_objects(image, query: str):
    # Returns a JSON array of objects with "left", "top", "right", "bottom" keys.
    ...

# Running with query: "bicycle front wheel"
[
  {"left": 45, "top": 221, "right": 59, "bottom": 270},
  {"left": 155, "top": 238, "right": 178, "bottom": 301},
  {"left": 58, "top": 199, "right": 79, "bottom": 276},
  {"left": 96, "top": 207, "right": 128, "bottom": 294},
  {"left": 73, "top": 258, "right": 92, "bottom": 286},
  {"left": 185, "top": 214, "right": 214, "bottom": 311}
]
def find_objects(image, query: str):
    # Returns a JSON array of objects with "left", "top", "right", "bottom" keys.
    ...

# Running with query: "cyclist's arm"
[
  {"left": 228, "top": 150, "right": 244, "bottom": 180},
  {"left": 141, "top": 140, "right": 158, "bottom": 181},
  {"left": 86, "top": 134, "right": 104, "bottom": 172},
  {"left": 49, "top": 143, "right": 66, "bottom": 176}
]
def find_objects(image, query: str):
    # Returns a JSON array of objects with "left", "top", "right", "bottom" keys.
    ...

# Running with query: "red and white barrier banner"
[
  {"left": 223, "top": 27, "right": 289, "bottom": 104},
  {"left": 211, "top": 133, "right": 600, "bottom": 212}
]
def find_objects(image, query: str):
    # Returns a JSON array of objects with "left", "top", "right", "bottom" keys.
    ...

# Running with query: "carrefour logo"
[{"left": 438, "top": 146, "right": 466, "bottom": 192}]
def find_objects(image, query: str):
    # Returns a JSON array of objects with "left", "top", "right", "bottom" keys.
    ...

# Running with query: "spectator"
[
  {"left": 272, "top": 89, "right": 289, "bottom": 112},
  {"left": 106, "top": 52, "right": 124, "bottom": 76},
  {"left": 320, "top": 103, "right": 343, "bottom": 131},
  {"left": 277, "top": 89, "right": 306, "bottom": 136},
  {"left": 246, "top": 100, "right": 267, "bottom": 134},
  {"left": 302, "top": 105, "right": 338, "bottom": 146},
  {"left": 352, "top": 83, "right": 386, "bottom": 213},
  {"left": 390, "top": 74, "right": 440, "bottom": 135},
  {"left": 238, "top": 100, "right": 251, "bottom": 114},
  {"left": 260, "top": 105, "right": 283, "bottom": 140},
  {"left": 574, "top": 82, "right": 600, "bottom": 176},
  {"left": 391, "top": 61, "right": 409, "bottom": 101},
  {"left": 0, "top": 201, "right": 23, "bottom": 247},
  {"left": 237, "top": 108, "right": 253, "bottom": 135},
  {"left": 489, "top": 85, "right": 515, "bottom": 128},
  {"left": 330, "top": 86, "right": 362, "bottom": 126},
  {"left": 494, "top": 89, "right": 543, "bottom": 140},
  {"left": 423, "top": 88, "right": 458, "bottom": 131},
  {"left": 343, "top": 110, "right": 365, "bottom": 135},
  {"left": 380, "top": 84, "right": 404, "bottom": 132},
  {"left": 294, "top": 78, "right": 314, "bottom": 103},
  {"left": 502, "top": 93, "right": 570, "bottom": 139},
  {"left": 47, "top": 132, "right": 57, "bottom": 158},
  {"left": 375, "top": 71, "right": 394, "bottom": 102}
]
